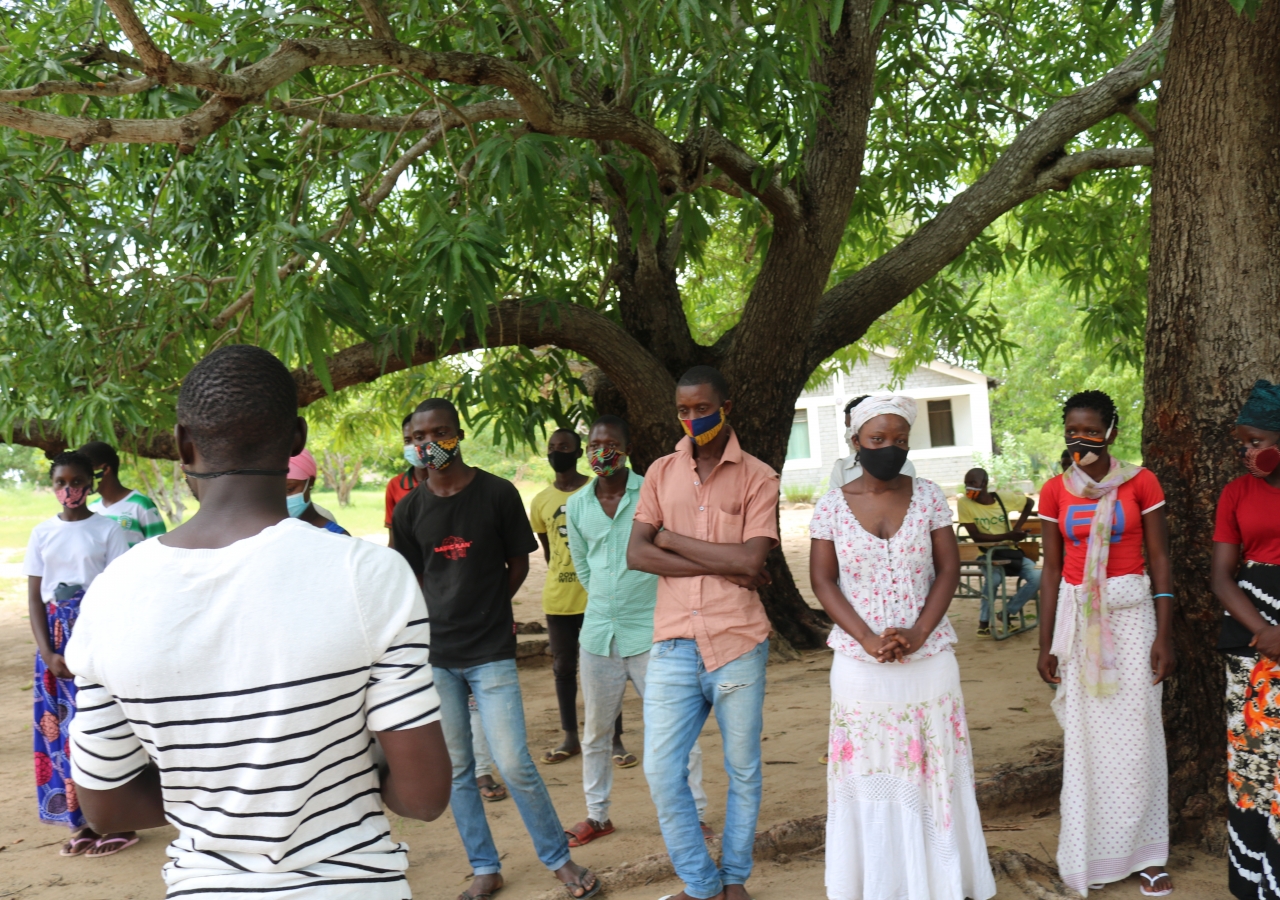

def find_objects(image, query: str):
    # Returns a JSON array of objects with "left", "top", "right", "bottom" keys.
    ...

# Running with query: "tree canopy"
[{"left": 0, "top": 0, "right": 1162, "bottom": 463}]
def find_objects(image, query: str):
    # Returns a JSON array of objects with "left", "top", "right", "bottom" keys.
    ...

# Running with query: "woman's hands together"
[
  {"left": 43, "top": 652, "right": 72, "bottom": 680},
  {"left": 857, "top": 626, "right": 926, "bottom": 663},
  {"left": 1251, "top": 625, "right": 1280, "bottom": 661}
]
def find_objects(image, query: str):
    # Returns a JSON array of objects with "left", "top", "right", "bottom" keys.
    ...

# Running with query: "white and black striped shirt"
[{"left": 67, "top": 519, "right": 440, "bottom": 898}]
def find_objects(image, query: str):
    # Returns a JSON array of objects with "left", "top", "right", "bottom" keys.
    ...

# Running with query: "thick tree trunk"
[{"left": 1145, "top": 0, "right": 1280, "bottom": 848}]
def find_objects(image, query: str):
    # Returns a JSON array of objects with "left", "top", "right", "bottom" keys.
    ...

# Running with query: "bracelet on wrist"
[{"left": 1152, "top": 593, "right": 1174, "bottom": 600}]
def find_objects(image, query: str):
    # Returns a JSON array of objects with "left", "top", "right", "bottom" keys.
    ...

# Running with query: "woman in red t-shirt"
[
  {"left": 1036, "top": 390, "right": 1175, "bottom": 897},
  {"left": 1210, "top": 379, "right": 1280, "bottom": 899}
]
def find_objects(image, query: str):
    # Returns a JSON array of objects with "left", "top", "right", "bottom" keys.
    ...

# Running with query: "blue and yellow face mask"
[{"left": 680, "top": 407, "right": 727, "bottom": 446}]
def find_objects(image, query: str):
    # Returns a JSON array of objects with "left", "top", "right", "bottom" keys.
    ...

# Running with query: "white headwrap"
[{"left": 848, "top": 392, "right": 918, "bottom": 437}]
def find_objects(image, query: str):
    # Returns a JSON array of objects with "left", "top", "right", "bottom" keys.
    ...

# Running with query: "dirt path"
[{"left": 0, "top": 510, "right": 1227, "bottom": 898}]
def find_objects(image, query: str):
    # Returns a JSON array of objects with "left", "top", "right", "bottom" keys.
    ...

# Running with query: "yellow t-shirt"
[
  {"left": 529, "top": 484, "right": 589, "bottom": 616},
  {"left": 956, "top": 491, "right": 1027, "bottom": 548}
]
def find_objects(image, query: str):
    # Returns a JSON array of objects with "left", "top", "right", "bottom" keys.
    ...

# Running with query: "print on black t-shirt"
[{"left": 390, "top": 470, "right": 539, "bottom": 669}]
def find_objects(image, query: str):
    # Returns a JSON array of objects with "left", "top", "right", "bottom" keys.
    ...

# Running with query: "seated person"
[{"left": 958, "top": 467, "right": 1041, "bottom": 636}]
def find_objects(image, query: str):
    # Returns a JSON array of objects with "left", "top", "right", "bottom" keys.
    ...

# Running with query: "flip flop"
[
  {"left": 477, "top": 780, "right": 508, "bottom": 802},
  {"left": 612, "top": 752, "right": 639, "bottom": 769},
  {"left": 60, "top": 833, "right": 98, "bottom": 857},
  {"left": 1139, "top": 872, "right": 1173, "bottom": 896},
  {"left": 561, "top": 867, "right": 601, "bottom": 899},
  {"left": 541, "top": 747, "right": 581, "bottom": 765},
  {"left": 566, "top": 819, "right": 615, "bottom": 847},
  {"left": 85, "top": 834, "right": 139, "bottom": 858}
]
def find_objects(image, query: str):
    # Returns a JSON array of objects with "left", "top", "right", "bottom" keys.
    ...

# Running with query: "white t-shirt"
[
  {"left": 89, "top": 489, "right": 167, "bottom": 546},
  {"left": 66, "top": 518, "right": 439, "bottom": 899},
  {"left": 22, "top": 513, "right": 130, "bottom": 602},
  {"left": 827, "top": 454, "right": 918, "bottom": 492}
]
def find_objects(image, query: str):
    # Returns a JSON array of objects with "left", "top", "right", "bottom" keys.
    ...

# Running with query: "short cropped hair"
[
  {"left": 1063, "top": 390, "right": 1119, "bottom": 429},
  {"left": 551, "top": 427, "right": 582, "bottom": 451},
  {"left": 79, "top": 441, "right": 120, "bottom": 471},
  {"left": 401, "top": 413, "right": 413, "bottom": 429},
  {"left": 413, "top": 397, "right": 462, "bottom": 429},
  {"left": 49, "top": 450, "right": 94, "bottom": 481},
  {"left": 177, "top": 345, "right": 299, "bottom": 466},
  {"left": 590, "top": 414, "right": 631, "bottom": 445},
  {"left": 676, "top": 366, "right": 731, "bottom": 404}
]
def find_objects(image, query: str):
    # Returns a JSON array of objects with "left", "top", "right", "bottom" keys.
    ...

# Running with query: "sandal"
[
  {"left": 612, "top": 752, "right": 639, "bottom": 769},
  {"left": 85, "top": 834, "right": 139, "bottom": 858},
  {"left": 541, "top": 747, "right": 581, "bottom": 765},
  {"left": 1139, "top": 872, "right": 1173, "bottom": 896},
  {"left": 561, "top": 866, "right": 600, "bottom": 899},
  {"left": 60, "top": 831, "right": 98, "bottom": 857},
  {"left": 566, "top": 819, "right": 615, "bottom": 847},
  {"left": 700, "top": 821, "right": 715, "bottom": 842},
  {"left": 477, "top": 779, "right": 508, "bottom": 802}
]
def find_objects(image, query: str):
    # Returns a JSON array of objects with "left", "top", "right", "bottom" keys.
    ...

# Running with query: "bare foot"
[
  {"left": 553, "top": 861, "right": 598, "bottom": 898},
  {"left": 1139, "top": 866, "right": 1172, "bottom": 894},
  {"left": 724, "top": 885, "right": 753, "bottom": 900},
  {"left": 458, "top": 873, "right": 502, "bottom": 899},
  {"left": 664, "top": 893, "right": 724, "bottom": 900}
]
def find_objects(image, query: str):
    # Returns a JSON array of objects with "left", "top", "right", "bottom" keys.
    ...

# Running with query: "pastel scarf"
[{"left": 1063, "top": 456, "right": 1143, "bottom": 697}]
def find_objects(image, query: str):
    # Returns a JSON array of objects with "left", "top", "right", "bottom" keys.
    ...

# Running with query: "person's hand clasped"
[
  {"left": 1149, "top": 635, "right": 1176, "bottom": 685},
  {"left": 858, "top": 632, "right": 905, "bottom": 663},
  {"left": 1009, "top": 530, "right": 1027, "bottom": 542},
  {"left": 1036, "top": 648, "right": 1061, "bottom": 685},
  {"left": 881, "top": 626, "right": 924, "bottom": 658},
  {"left": 44, "top": 652, "right": 73, "bottom": 680},
  {"left": 726, "top": 567, "right": 772, "bottom": 591},
  {"left": 1251, "top": 625, "right": 1280, "bottom": 661},
  {"left": 653, "top": 529, "right": 674, "bottom": 551}
]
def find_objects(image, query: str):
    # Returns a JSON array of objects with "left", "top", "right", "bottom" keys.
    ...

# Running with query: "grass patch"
[
  {"left": 0, "top": 489, "right": 58, "bottom": 550},
  {"left": 783, "top": 483, "right": 819, "bottom": 504}
]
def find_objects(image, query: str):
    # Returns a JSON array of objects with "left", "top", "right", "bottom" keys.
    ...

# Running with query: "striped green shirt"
[
  {"left": 566, "top": 470, "right": 659, "bottom": 659},
  {"left": 89, "top": 490, "right": 167, "bottom": 547}
]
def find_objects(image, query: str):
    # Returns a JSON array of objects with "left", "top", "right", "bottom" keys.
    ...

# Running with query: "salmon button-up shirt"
[{"left": 633, "top": 430, "right": 780, "bottom": 671}]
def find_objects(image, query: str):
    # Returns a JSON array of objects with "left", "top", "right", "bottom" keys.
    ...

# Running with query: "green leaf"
[
  {"left": 166, "top": 10, "right": 221, "bottom": 35},
  {"left": 829, "top": 0, "right": 845, "bottom": 35}
]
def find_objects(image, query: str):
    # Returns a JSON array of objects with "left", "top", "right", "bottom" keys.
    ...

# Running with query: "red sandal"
[{"left": 565, "top": 819, "right": 615, "bottom": 847}]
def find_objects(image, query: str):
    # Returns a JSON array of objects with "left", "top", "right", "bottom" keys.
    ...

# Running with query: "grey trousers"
[{"left": 580, "top": 640, "right": 707, "bottom": 824}]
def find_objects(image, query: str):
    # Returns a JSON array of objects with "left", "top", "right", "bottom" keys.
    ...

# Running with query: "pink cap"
[{"left": 287, "top": 449, "right": 318, "bottom": 481}]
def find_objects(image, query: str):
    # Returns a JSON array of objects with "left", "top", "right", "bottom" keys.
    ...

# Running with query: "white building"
[{"left": 784, "top": 349, "right": 994, "bottom": 490}]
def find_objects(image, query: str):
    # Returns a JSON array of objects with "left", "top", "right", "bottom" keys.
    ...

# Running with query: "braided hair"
[{"left": 1062, "top": 390, "right": 1119, "bottom": 430}]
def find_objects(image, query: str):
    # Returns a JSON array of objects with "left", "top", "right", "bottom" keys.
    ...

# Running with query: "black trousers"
[{"left": 545, "top": 613, "right": 622, "bottom": 739}]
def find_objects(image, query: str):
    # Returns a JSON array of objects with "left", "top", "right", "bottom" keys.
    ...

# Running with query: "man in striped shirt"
[{"left": 65, "top": 345, "right": 452, "bottom": 899}]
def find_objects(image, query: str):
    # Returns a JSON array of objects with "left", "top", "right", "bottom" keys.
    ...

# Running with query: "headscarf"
[
  {"left": 849, "top": 392, "right": 918, "bottom": 437},
  {"left": 1063, "top": 456, "right": 1144, "bottom": 697},
  {"left": 1238, "top": 379, "right": 1280, "bottom": 433},
  {"left": 287, "top": 449, "right": 318, "bottom": 481}
]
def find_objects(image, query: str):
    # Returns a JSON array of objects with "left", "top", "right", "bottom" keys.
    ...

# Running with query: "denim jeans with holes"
[{"left": 643, "top": 638, "right": 767, "bottom": 899}]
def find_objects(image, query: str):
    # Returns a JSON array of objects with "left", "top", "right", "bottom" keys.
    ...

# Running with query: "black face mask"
[
  {"left": 548, "top": 450, "right": 580, "bottom": 473},
  {"left": 1065, "top": 436, "right": 1108, "bottom": 467},
  {"left": 859, "top": 445, "right": 909, "bottom": 481}
]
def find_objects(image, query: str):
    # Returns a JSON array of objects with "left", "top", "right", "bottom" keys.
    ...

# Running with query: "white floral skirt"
[{"left": 826, "top": 650, "right": 996, "bottom": 900}]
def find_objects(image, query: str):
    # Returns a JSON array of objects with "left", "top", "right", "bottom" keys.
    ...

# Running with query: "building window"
[
  {"left": 787, "top": 410, "right": 811, "bottom": 460},
  {"left": 927, "top": 400, "right": 956, "bottom": 447}
]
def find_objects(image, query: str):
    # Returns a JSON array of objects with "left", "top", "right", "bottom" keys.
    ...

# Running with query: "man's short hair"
[
  {"left": 964, "top": 467, "right": 988, "bottom": 484},
  {"left": 590, "top": 414, "right": 630, "bottom": 446},
  {"left": 551, "top": 427, "right": 582, "bottom": 451},
  {"left": 676, "top": 366, "right": 731, "bottom": 404},
  {"left": 401, "top": 413, "right": 413, "bottom": 429},
  {"left": 412, "top": 397, "right": 462, "bottom": 429},
  {"left": 177, "top": 345, "right": 299, "bottom": 466},
  {"left": 49, "top": 450, "right": 94, "bottom": 482},
  {"left": 79, "top": 441, "right": 120, "bottom": 471}
]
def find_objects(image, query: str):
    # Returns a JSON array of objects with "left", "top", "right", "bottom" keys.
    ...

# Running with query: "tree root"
[
  {"left": 525, "top": 815, "right": 826, "bottom": 899},
  {"left": 975, "top": 741, "right": 1064, "bottom": 813},
  {"left": 989, "top": 848, "right": 1077, "bottom": 899}
]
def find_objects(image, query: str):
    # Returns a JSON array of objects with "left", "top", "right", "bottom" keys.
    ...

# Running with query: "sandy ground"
[{"left": 0, "top": 510, "right": 1229, "bottom": 899}]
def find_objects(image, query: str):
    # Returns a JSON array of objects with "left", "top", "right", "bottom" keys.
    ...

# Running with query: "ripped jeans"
[{"left": 643, "top": 638, "right": 767, "bottom": 899}]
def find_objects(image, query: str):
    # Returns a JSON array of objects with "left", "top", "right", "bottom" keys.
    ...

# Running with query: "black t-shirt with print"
[{"left": 391, "top": 469, "right": 539, "bottom": 669}]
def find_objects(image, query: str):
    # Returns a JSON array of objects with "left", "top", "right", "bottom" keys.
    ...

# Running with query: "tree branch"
[
  {"left": 804, "top": 5, "right": 1174, "bottom": 370},
  {"left": 3, "top": 419, "right": 176, "bottom": 459},
  {"left": 272, "top": 97, "right": 521, "bottom": 132},
  {"left": 0, "top": 75, "right": 156, "bottom": 102},
  {"left": 355, "top": 0, "right": 394, "bottom": 40},
  {"left": 697, "top": 128, "right": 802, "bottom": 224},
  {"left": 103, "top": 0, "right": 248, "bottom": 93}
]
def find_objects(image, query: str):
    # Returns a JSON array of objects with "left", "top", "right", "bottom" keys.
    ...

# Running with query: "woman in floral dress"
[{"left": 809, "top": 393, "right": 995, "bottom": 900}]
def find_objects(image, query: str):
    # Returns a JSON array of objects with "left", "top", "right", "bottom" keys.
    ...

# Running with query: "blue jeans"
[
  {"left": 980, "top": 555, "right": 1042, "bottom": 623},
  {"left": 435, "top": 660, "right": 571, "bottom": 876},
  {"left": 643, "top": 638, "right": 768, "bottom": 899}
]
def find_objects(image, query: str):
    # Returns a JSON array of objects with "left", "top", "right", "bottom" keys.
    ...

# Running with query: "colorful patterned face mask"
[
  {"left": 965, "top": 488, "right": 982, "bottom": 500},
  {"left": 1066, "top": 422, "right": 1114, "bottom": 467},
  {"left": 410, "top": 435, "right": 462, "bottom": 470},
  {"left": 680, "top": 408, "right": 726, "bottom": 446},
  {"left": 588, "top": 447, "right": 626, "bottom": 476},
  {"left": 1244, "top": 445, "right": 1280, "bottom": 478},
  {"left": 54, "top": 484, "right": 89, "bottom": 508}
]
